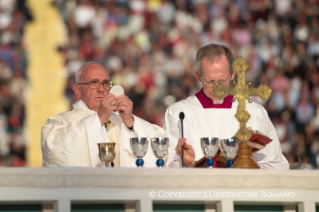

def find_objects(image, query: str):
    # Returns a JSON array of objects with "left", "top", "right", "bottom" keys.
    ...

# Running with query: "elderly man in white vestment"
[
  {"left": 41, "top": 62, "right": 165, "bottom": 167},
  {"left": 164, "top": 44, "right": 289, "bottom": 169}
]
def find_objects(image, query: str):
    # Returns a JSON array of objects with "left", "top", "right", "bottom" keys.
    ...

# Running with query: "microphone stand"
[{"left": 179, "top": 112, "right": 185, "bottom": 168}]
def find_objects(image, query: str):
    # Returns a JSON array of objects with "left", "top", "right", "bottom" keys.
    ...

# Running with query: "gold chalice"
[{"left": 98, "top": 143, "right": 116, "bottom": 167}]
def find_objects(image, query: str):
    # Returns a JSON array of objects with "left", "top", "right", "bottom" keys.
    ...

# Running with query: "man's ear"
[
  {"left": 231, "top": 69, "right": 236, "bottom": 81},
  {"left": 72, "top": 84, "right": 81, "bottom": 99},
  {"left": 194, "top": 71, "right": 201, "bottom": 81}
]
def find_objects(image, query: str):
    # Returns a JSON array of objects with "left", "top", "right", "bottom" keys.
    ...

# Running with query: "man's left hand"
[{"left": 117, "top": 95, "right": 134, "bottom": 127}]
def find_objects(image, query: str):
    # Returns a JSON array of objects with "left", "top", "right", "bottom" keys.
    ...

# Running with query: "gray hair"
[
  {"left": 195, "top": 44, "right": 234, "bottom": 77},
  {"left": 75, "top": 61, "right": 106, "bottom": 83}
]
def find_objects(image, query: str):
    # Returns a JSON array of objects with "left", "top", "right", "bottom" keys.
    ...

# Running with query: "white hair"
[{"left": 75, "top": 61, "right": 107, "bottom": 83}]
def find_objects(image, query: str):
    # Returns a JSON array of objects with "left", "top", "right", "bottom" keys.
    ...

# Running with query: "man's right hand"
[
  {"left": 175, "top": 138, "right": 195, "bottom": 167},
  {"left": 98, "top": 93, "right": 117, "bottom": 124}
]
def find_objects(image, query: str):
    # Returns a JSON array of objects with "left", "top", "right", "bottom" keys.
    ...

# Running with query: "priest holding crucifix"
[{"left": 164, "top": 44, "right": 289, "bottom": 169}]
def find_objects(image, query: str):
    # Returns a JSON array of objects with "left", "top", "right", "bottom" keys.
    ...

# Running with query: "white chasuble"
[
  {"left": 41, "top": 99, "right": 166, "bottom": 168},
  {"left": 104, "top": 115, "right": 121, "bottom": 167}
]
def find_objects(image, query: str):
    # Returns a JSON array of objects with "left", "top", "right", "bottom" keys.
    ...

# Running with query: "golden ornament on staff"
[{"left": 214, "top": 56, "right": 272, "bottom": 169}]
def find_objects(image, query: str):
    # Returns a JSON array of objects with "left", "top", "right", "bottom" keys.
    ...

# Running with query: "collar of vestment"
[
  {"left": 73, "top": 99, "right": 120, "bottom": 116},
  {"left": 73, "top": 99, "right": 96, "bottom": 115},
  {"left": 195, "top": 88, "right": 234, "bottom": 109}
]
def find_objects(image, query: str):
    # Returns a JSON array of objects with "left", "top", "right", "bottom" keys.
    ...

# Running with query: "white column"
[
  {"left": 298, "top": 201, "right": 316, "bottom": 212},
  {"left": 217, "top": 200, "right": 234, "bottom": 212},
  {"left": 136, "top": 199, "right": 152, "bottom": 212},
  {"left": 54, "top": 200, "right": 70, "bottom": 212}
]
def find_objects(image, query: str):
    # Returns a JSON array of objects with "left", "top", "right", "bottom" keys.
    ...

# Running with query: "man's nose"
[{"left": 97, "top": 83, "right": 105, "bottom": 92}]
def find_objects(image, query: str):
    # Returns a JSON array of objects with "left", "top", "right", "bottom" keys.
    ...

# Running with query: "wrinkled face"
[
  {"left": 72, "top": 64, "right": 110, "bottom": 111},
  {"left": 195, "top": 55, "right": 236, "bottom": 100}
]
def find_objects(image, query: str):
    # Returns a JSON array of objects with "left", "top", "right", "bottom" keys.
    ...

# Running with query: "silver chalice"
[
  {"left": 151, "top": 137, "right": 169, "bottom": 168},
  {"left": 220, "top": 138, "right": 239, "bottom": 167},
  {"left": 200, "top": 137, "right": 219, "bottom": 168},
  {"left": 130, "top": 137, "right": 149, "bottom": 167}
]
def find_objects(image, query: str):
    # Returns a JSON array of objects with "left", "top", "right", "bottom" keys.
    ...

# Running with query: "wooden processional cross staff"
[{"left": 214, "top": 57, "right": 272, "bottom": 169}]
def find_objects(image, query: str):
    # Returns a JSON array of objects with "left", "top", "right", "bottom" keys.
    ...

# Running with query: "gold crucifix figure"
[{"left": 214, "top": 56, "right": 272, "bottom": 168}]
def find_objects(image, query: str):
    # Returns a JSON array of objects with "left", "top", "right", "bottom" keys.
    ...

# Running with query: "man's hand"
[
  {"left": 175, "top": 138, "right": 195, "bottom": 166},
  {"left": 251, "top": 155, "right": 258, "bottom": 165},
  {"left": 98, "top": 93, "right": 117, "bottom": 124},
  {"left": 117, "top": 95, "right": 134, "bottom": 128}
]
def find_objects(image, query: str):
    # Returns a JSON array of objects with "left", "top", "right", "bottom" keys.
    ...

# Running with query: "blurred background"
[{"left": 0, "top": 0, "right": 318, "bottom": 169}]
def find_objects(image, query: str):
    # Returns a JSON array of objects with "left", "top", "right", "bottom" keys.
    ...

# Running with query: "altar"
[{"left": 0, "top": 168, "right": 318, "bottom": 212}]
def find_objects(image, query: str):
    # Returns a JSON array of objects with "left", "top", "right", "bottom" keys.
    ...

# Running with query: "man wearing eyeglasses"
[
  {"left": 164, "top": 44, "right": 289, "bottom": 169},
  {"left": 41, "top": 62, "right": 165, "bottom": 167}
]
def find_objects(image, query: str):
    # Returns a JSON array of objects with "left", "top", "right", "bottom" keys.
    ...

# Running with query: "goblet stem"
[
  {"left": 156, "top": 157, "right": 164, "bottom": 168},
  {"left": 136, "top": 157, "right": 144, "bottom": 168},
  {"left": 206, "top": 157, "right": 214, "bottom": 169},
  {"left": 103, "top": 162, "right": 111, "bottom": 167},
  {"left": 226, "top": 160, "right": 234, "bottom": 168}
]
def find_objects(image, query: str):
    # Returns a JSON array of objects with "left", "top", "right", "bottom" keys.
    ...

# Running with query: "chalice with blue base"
[
  {"left": 220, "top": 138, "right": 239, "bottom": 167},
  {"left": 130, "top": 137, "right": 149, "bottom": 167},
  {"left": 200, "top": 137, "right": 219, "bottom": 168},
  {"left": 151, "top": 137, "right": 169, "bottom": 168}
]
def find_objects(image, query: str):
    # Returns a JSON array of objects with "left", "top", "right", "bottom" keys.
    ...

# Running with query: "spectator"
[{"left": 0, "top": 0, "right": 31, "bottom": 166}]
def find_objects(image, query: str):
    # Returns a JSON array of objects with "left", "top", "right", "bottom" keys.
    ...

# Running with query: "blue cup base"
[
  {"left": 206, "top": 157, "right": 214, "bottom": 168},
  {"left": 226, "top": 160, "right": 234, "bottom": 168},
  {"left": 156, "top": 158, "right": 164, "bottom": 167},
  {"left": 136, "top": 158, "right": 144, "bottom": 167}
]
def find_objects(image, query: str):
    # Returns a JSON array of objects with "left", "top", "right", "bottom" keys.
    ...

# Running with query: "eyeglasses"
[
  {"left": 78, "top": 80, "right": 113, "bottom": 90},
  {"left": 201, "top": 76, "right": 231, "bottom": 88}
]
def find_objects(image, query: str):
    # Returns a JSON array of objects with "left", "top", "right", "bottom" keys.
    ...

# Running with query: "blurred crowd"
[
  {"left": 55, "top": 0, "right": 319, "bottom": 169},
  {"left": 0, "top": 0, "right": 318, "bottom": 169},
  {"left": 0, "top": 0, "right": 32, "bottom": 166}
]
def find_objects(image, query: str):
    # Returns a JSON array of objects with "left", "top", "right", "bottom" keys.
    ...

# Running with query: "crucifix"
[{"left": 214, "top": 56, "right": 272, "bottom": 169}]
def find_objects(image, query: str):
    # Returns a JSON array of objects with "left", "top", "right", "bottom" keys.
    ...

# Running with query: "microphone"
[{"left": 179, "top": 112, "right": 185, "bottom": 168}]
